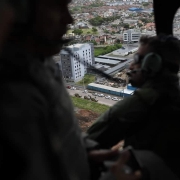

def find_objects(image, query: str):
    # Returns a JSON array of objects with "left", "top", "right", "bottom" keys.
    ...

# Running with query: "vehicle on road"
[
  {"left": 84, "top": 95, "right": 90, "bottom": 100},
  {"left": 89, "top": 96, "right": 98, "bottom": 102},
  {"left": 74, "top": 93, "right": 81, "bottom": 98},
  {"left": 82, "top": 90, "right": 88, "bottom": 93},
  {"left": 98, "top": 93, "right": 104, "bottom": 97},
  {"left": 105, "top": 95, "right": 111, "bottom": 99},
  {"left": 93, "top": 92, "right": 98, "bottom": 96},
  {"left": 112, "top": 97, "right": 119, "bottom": 101},
  {"left": 71, "top": 86, "right": 76, "bottom": 90},
  {"left": 66, "top": 85, "right": 71, "bottom": 89}
]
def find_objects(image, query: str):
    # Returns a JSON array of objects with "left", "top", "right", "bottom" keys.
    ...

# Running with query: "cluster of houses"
[
  {"left": 65, "top": 33, "right": 122, "bottom": 45},
  {"left": 67, "top": 0, "right": 180, "bottom": 43},
  {"left": 67, "top": 0, "right": 157, "bottom": 44}
]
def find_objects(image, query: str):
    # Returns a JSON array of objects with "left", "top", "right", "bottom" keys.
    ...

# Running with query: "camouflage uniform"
[
  {"left": 87, "top": 70, "right": 180, "bottom": 178},
  {"left": 0, "top": 44, "right": 91, "bottom": 180}
]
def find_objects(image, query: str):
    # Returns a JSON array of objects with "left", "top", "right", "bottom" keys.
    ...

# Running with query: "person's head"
[
  {"left": 127, "top": 35, "right": 180, "bottom": 88},
  {"left": 8, "top": 0, "right": 73, "bottom": 56}
]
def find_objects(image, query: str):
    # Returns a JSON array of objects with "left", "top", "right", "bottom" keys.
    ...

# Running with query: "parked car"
[
  {"left": 98, "top": 93, "right": 104, "bottom": 97},
  {"left": 84, "top": 95, "right": 90, "bottom": 100},
  {"left": 82, "top": 90, "right": 88, "bottom": 93},
  {"left": 93, "top": 92, "right": 98, "bottom": 96},
  {"left": 112, "top": 97, "right": 119, "bottom": 101},
  {"left": 74, "top": 93, "right": 81, "bottom": 98},
  {"left": 105, "top": 95, "right": 111, "bottom": 99},
  {"left": 66, "top": 85, "right": 71, "bottom": 89},
  {"left": 71, "top": 86, "right": 76, "bottom": 90}
]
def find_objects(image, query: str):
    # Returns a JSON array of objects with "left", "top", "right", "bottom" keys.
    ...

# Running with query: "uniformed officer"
[{"left": 87, "top": 35, "right": 180, "bottom": 178}]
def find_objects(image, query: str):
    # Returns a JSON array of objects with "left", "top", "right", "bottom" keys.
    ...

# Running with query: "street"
[{"left": 67, "top": 88, "right": 122, "bottom": 106}]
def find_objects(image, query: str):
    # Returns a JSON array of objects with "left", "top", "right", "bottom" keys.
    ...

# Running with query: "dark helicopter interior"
[{"left": 153, "top": 0, "right": 180, "bottom": 35}]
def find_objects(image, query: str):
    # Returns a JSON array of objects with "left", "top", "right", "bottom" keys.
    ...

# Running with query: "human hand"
[
  {"left": 110, "top": 151, "right": 142, "bottom": 180},
  {"left": 88, "top": 149, "right": 119, "bottom": 164},
  {"left": 88, "top": 149, "right": 119, "bottom": 180},
  {"left": 111, "top": 140, "right": 125, "bottom": 151}
]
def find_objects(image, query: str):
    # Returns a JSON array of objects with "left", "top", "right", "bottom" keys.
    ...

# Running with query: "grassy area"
[
  {"left": 67, "top": 29, "right": 98, "bottom": 35},
  {"left": 71, "top": 96, "right": 110, "bottom": 114},
  {"left": 76, "top": 74, "right": 96, "bottom": 86},
  {"left": 94, "top": 44, "right": 122, "bottom": 57}
]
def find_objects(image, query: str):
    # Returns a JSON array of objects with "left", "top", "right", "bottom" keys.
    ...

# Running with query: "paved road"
[{"left": 67, "top": 88, "right": 122, "bottom": 106}]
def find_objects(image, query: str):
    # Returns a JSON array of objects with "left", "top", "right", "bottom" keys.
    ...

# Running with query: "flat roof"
[
  {"left": 94, "top": 64, "right": 110, "bottom": 69},
  {"left": 95, "top": 58, "right": 120, "bottom": 65},
  {"left": 88, "top": 83, "right": 134, "bottom": 94},
  {"left": 98, "top": 55, "right": 127, "bottom": 61},
  {"left": 123, "top": 89, "right": 134, "bottom": 95},
  {"left": 67, "top": 43, "right": 90, "bottom": 51},
  {"left": 88, "top": 83, "right": 123, "bottom": 92},
  {"left": 105, "top": 59, "right": 133, "bottom": 74}
]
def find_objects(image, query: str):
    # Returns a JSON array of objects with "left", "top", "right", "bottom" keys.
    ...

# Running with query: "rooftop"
[
  {"left": 105, "top": 59, "right": 133, "bottom": 74},
  {"left": 95, "top": 58, "right": 120, "bottom": 65},
  {"left": 67, "top": 43, "right": 90, "bottom": 51},
  {"left": 88, "top": 83, "right": 123, "bottom": 92}
]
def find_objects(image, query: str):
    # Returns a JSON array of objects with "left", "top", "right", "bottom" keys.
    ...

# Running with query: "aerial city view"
[
  {"left": 1, "top": 0, "right": 180, "bottom": 179},
  {"left": 53, "top": 0, "right": 180, "bottom": 131}
]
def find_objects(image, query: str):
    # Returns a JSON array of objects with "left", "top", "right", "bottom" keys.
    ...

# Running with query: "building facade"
[
  {"left": 123, "top": 29, "right": 141, "bottom": 43},
  {"left": 59, "top": 43, "right": 94, "bottom": 82}
]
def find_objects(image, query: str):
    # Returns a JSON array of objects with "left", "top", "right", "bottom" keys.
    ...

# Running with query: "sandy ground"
[
  {"left": 75, "top": 108, "right": 125, "bottom": 150},
  {"left": 75, "top": 108, "right": 100, "bottom": 132}
]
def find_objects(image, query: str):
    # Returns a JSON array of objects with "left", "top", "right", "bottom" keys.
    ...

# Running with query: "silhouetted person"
[
  {"left": 87, "top": 35, "right": 180, "bottom": 178},
  {"left": 0, "top": 1, "right": 142, "bottom": 180}
]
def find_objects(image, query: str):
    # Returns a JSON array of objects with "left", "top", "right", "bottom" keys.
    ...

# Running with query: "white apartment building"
[
  {"left": 123, "top": 29, "right": 141, "bottom": 43},
  {"left": 59, "top": 43, "right": 94, "bottom": 82}
]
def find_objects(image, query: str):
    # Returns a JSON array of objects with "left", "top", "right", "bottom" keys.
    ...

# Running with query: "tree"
[
  {"left": 111, "top": 24, "right": 117, "bottom": 28},
  {"left": 123, "top": 23, "right": 129, "bottom": 29},
  {"left": 104, "top": 29, "right": 109, "bottom": 34},
  {"left": 72, "top": 29, "right": 83, "bottom": 35},
  {"left": 91, "top": 40, "right": 97, "bottom": 45},
  {"left": 92, "top": 27, "right": 98, "bottom": 33},
  {"left": 138, "top": 23, "right": 143, "bottom": 27},
  {"left": 115, "top": 39, "right": 121, "bottom": 44},
  {"left": 143, "top": 2, "right": 149, "bottom": 7}
]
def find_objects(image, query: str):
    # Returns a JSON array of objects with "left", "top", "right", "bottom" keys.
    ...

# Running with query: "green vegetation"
[
  {"left": 92, "top": 27, "right": 98, "bottom": 33},
  {"left": 104, "top": 29, "right": 109, "bottom": 34},
  {"left": 89, "top": 2, "right": 104, "bottom": 7},
  {"left": 94, "top": 44, "right": 122, "bottom": 57},
  {"left": 142, "top": 2, "right": 150, "bottom": 6},
  {"left": 72, "top": 29, "right": 83, "bottom": 35},
  {"left": 67, "top": 29, "right": 98, "bottom": 35},
  {"left": 77, "top": 74, "right": 96, "bottom": 86},
  {"left": 70, "top": 6, "right": 82, "bottom": 14},
  {"left": 119, "top": 23, "right": 129, "bottom": 29},
  {"left": 139, "top": 18, "right": 152, "bottom": 24},
  {"left": 89, "top": 16, "right": 120, "bottom": 26},
  {"left": 71, "top": 96, "right": 110, "bottom": 114}
]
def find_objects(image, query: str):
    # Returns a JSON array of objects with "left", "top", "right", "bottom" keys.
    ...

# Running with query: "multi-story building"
[
  {"left": 123, "top": 29, "right": 141, "bottom": 43},
  {"left": 59, "top": 43, "right": 94, "bottom": 82}
]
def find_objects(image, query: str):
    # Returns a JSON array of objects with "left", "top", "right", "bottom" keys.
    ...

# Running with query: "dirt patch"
[
  {"left": 75, "top": 108, "right": 125, "bottom": 150},
  {"left": 75, "top": 109, "right": 100, "bottom": 132}
]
